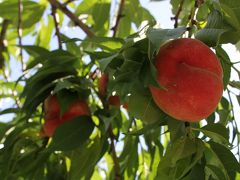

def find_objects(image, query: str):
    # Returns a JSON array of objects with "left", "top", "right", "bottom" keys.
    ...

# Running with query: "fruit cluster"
[{"left": 43, "top": 38, "right": 224, "bottom": 136}]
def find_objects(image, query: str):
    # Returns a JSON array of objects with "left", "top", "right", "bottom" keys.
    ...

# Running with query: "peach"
[
  {"left": 44, "top": 95, "right": 60, "bottom": 120},
  {"left": 149, "top": 38, "right": 223, "bottom": 122},
  {"left": 43, "top": 95, "right": 90, "bottom": 136},
  {"left": 61, "top": 100, "right": 91, "bottom": 121},
  {"left": 43, "top": 119, "right": 60, "bottom": 137}
]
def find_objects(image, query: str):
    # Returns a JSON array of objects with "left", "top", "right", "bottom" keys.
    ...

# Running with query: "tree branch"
[
  {"left": 112, "top": 0, "right": 125, "bottom": 37},
  {"left": 48, "top": 0, "right": 95, "bottom": 38},
  {"left": 91, "top": 73, "right": 121, "bottom": 179},
  {"left": 18, "top": 0, "right": 24, "bottom": 71},
  {"left": 50, "top": 3, "right": 62, "bottom": 49},
  {"left": 187, "top": 0, "right": 203, "bottom": 37},
  {"left": 0, "top": 19, "right": 9, "bottom": 69},
  {"left": 171, "top": 0, "right": 185, "bottom": 28}
]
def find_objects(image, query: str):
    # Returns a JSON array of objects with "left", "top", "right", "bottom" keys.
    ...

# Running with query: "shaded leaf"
[{"left": 50, "top": 116, "right": 95, "bottom": 151}]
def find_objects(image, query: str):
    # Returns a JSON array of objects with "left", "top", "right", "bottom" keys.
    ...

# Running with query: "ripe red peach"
[
  {"left": 43, "top": 119, "right": 60, "bottom": 137},
  {"left": 44, "top": 95, "right": 60, "bottom": 120},
  {"left": 149, "top": 38, "right": 223, "bottom": 122},
  {"left": 43, "top": 95, "right": 90, "bottom": 136}
]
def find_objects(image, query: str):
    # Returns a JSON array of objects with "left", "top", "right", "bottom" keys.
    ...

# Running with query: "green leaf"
[
  {"left": 0, "top": 122, "right": 11, "bottom": 140},
  {"left": 219, "top": 0, "right": 240, "bottom": 29},
  {"left": 117, "top": 14, "right": 132, "bottom": 38},
  {"left": 36, "top": 16, "right": 54, "bottom": 48},
  {"left": 147, "top": 27, "right": 186, "bottom": 50},
  {"left": 217, "top": 109, "right": 231, "bottom": 125},
  {"left": 128, "top": 86, "right": 167, "bottom": 125},
  {"left": 116, "top": 0, "right": 155, "bottom": 37},
  {"left": 220, "top": 97, "right": 230, "bottom": 110},
  {"left": 84, "top": 36, "right": 124, "bottom": 51},
  {"left": 99, "top": 53, "right": 119, "bottom": 71},
  {"left": 156, "top": 137, "right": 204, "bottom": 179},
  {"left": 92, "top": 1, "right": 110, "bottom": 34},
  {"left": 208, "top": 141, "right": 240, "bottom": 180},
  {"left": 193, "top": 123, "right": 229, "bottom": 145},
  {"left": 22, "top": 45, "right": 49, "bottom": 58},
  {"left": 205, "top": 164, "right": 226, "bottom": 180},
  {"left": 68, "top": 136, "right": 107, "bottom": 180},
  {"left": 196, "top": 3, "right": 209, "bottom": 21},
  {"left": 182, "top": 163, "right": 205, "bottom": 180},
  {"left": 167, "top": 117, "right": 185, "bottom": 142},
  {"left": 75, "top": 0, "right": 98, "bottom": 15},
  {"left": 119, "top": 135, "right": 139, "bottom": 179},
  {"left": 50, "top": 116, "right": 95, "bottom": 151},
  {"left": 229, "top": 81, "right": 240, "bottom": 90},
  {"left": 126, "top": 121, "right": 166, "bottom": 136},
  {"left": 61, "top": 34, "right": 81, "bottom": 57},
  {"left": 75, "top": 0, "right": 111, "bottom": 35},
  {"left": 125, "top": 0, "right": 155, "bottom": 26},
  {"left": 215, "top": 46, "right": 231, "bottom": 89},
  {"left": 0, "top": 0, "right": 45, "bottom": 28},
  {"left": 196, "top": 10, "right": 227, "bottom": 47},
  {"left": 0, "top": 108, "right": 20, "bottom": 116}
]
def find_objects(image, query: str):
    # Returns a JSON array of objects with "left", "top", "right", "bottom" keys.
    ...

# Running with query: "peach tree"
[{"left": 0, "top": 0, "right": 239, "bottom": 179}]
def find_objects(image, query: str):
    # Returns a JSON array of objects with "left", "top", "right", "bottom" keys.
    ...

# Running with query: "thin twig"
[
  {"left": 0, "top": 19, "right": 9, "bottom": 69},
  {"left": 171, "top": 0, "right": 185, "bottom": 28},
  {"left": 112, "top": 0, "right": 125, "bottom": 37},
  {"left": 50, "top": 3, "right": 62, "bottom": 49},
  {"left": 48, "top": 0, "right": 95, "bottom": 38},
  {"left": 91, "top": 72, "right": 121, "bottom": 178},
  {"left": 187, "top": 0, "right": 203, "bottom": 37},
  {"left": 18, "top": 0, "right": 24, "bottom": 71}
]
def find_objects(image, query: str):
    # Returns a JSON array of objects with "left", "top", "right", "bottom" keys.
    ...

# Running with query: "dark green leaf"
[
  {"left": 50, "top": 116, "right": 95, "bottom": 151},
  {"left": 156, "top": 137, "right": 204, "bottom": 179},
  {"left": 205, "top": 164, "right": 226, "bottom": 180},
  {"left": 22, "top": 45, "right": 49, "bottom": 58},
  {"left": 129, "top": 86, "right": 167, "bottom": 125},
  {"left": 68, "top": 136, "right": 107, "bottom": 180},
  {"left": 61, "top": 34, "right": 81, "bottom": 57},
  {"left": 167, "top": 117, "right": 185, "bottom": 142},
  {"left": 193, "top": 123, "right": 229, "bottom": 145},
  {"left": 215, "top": 46, "right": 231, "bottom": 89},
  {"left": 147, "top": 27, "right": 186, "bottom": 50},
  {"left": 208, "top": 141, "right": 240, "bottom": 179}
]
